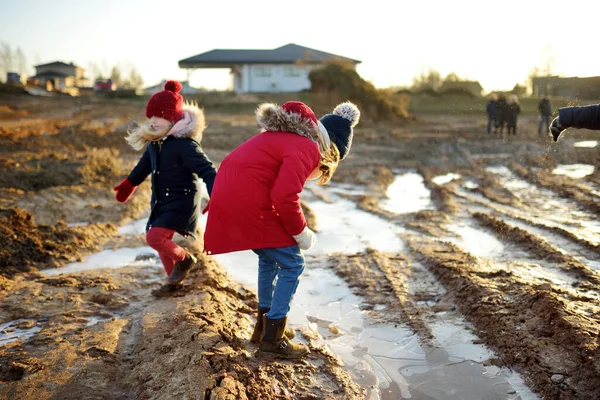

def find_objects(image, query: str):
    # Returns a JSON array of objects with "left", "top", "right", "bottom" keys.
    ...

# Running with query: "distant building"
[
  {"left": 439, "top": 80, "right": 484, "bottom": 97},
  {"left": 179, "top": 43, "right": 361, "bottom": 93},
  {"left": 531, "top": 75, "right": 600, "bottom": 99},
  {"left": 31, "top": 61, "right": 85, "bottom": 91},
  {"left": 6, "top": 72, "right": 24, "bottom": 84}
]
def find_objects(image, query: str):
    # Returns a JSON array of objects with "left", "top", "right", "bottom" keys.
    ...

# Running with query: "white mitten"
[{"left": 293, "top": 226, "right": 317, "bottom": 251}]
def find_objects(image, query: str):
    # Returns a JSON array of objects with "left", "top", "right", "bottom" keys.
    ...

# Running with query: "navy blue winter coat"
[
  {"left": 558, "top": 104, "right": 600, "bottom": 130},
  {"left": 127, "top": 106, "right": 216, "bottom": 238},
  {"left": 486, "top": 100, "right": 497, "bottom": 117}
]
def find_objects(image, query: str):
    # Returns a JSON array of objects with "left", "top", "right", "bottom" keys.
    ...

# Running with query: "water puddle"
[
  {"left": 43, "top": 247, "right": 160, "bottom": 276},
  {"left": 432, "top": 173, "right": 461, "bottom": 185},
  {"left": 484, "top": 166, "right": 600, "bottom": 245},
  {"left": 447, "top": 224, "right": 505, "bottom": 258},
  {"left": 573, "top": 140, "right": 598, "bottom": 148},
  {"left": 552, "top": 164, "right": 595, "bottom": 179},
  {"left": 446, "top": 216, "right": 590, "bottom": 295},
  {"left": 327, "top": 182, "right": 369, "bottom": 196},
  {"left": 206, "top": 188, "right": 536, "bottom": 399},
  {"left": 381, "top": 171, "right": 435, "bottom": 214},
  {"left": 0, "top": 319, "right": 42, "bottom": 346}
]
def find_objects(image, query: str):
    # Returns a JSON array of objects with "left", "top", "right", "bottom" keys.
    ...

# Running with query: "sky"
[{"left": 1, "top": 0, "right": 599, "bottom": 92}]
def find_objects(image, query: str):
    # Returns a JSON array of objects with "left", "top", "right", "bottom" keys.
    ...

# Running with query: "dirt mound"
[
  {"left": 309, "top": 62, "right": 409, "bottom": 120},
  {"left": 0, "top": 208, "right": 117, "bottom": 276}
]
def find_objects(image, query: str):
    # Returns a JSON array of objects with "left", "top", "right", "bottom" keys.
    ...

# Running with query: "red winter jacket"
[{"left": 204, "top": 131, "right": 320, "bottom": 255}]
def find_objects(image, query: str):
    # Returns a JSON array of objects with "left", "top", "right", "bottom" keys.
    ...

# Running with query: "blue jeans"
[
  {"left": 487, "top": 116, "right": 496, "bottom": 134},
  {"left": 252, "top": 245, "right": 305, "bottom": 319},
  {"left": 538, "top": 115, "right": 550, "bottom": 135}
]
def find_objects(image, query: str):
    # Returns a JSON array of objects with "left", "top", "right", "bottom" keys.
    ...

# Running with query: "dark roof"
[
  {"left": 31, "top": 71, "right": 70, "bottom": 79},
  {"left": 35, "top": 61, "right": 79, "bottom": 69},
  {"left": 179, "top": 43, "right": 361, "bottom": 68}
]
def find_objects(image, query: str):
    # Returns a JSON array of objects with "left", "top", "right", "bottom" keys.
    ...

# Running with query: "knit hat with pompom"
[
  {"left": 146, "top": 80, "right": 184, "bottom": 122},
  {"left": 319, "top": 102, "right": 360, "bottom": 160}
]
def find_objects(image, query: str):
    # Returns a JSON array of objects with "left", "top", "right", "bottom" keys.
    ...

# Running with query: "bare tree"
[
  {"left": 539, "top": 44, "right": 555, "bottom": 77},
  {"left": 444, "top": 72, "right": 461, "bottom": 83},
  {"left": 412, "top": 68, "right": 442, "bottom": 91},
  {"left": 110, "top": 66, "right": 122, "bottom": 86},
  {"left": 15, "top": 47, "right": 27, "bottom": 76},
  {"left": 0, "top": 42, "right": 14, "bottom": 82},
  {"left": 128, "top": 67, "right": 144, "bottom": 90}
]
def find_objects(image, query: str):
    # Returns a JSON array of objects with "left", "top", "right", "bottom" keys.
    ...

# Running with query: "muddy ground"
[{"left": 0, "top": 92, "right": 599, "bottom": 399}]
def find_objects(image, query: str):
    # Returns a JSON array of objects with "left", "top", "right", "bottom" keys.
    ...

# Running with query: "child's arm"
[
  {"left": 181, "top": 141, "right": 217, "bottom": 195},
  {"left": 114, "top": 148, "right": 151, "bottom": 202},
  {"left": 270, "top": 148, "right": 320, "bottom": 238},
  {"left": 558, "top": 104, "right": 600, "bottom": 130},
  {"left": 128, "top": 147, "right": 152, "bottom": 186}
]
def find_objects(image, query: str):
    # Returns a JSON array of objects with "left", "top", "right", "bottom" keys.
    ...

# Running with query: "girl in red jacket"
[
  {"left": 113, "top": 81, "right": 217, "bottom": 296},
  {"left": 204, "top": 100, "right": 360, "bottom": 358}
]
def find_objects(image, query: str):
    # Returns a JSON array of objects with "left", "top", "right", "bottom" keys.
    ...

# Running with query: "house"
[
  {"left": 178, "top": 43, "right": 361, "bottom": 93},
  {"left": 31, "top": 61, "right": 85, "bottom": 91},
  {"left": 143, "top": 80, "right": 200, "bottom": 96},
  {"left": 438, "top": 80, "right": 483, "bottom": 97},
  {"left": 532, "top": 75, "right": 600, "bottom": 99}
]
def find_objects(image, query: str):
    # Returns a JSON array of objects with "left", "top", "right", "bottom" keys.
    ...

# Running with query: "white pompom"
[{"left": 333, "top": 101, "right": 360, "bottom": 127}]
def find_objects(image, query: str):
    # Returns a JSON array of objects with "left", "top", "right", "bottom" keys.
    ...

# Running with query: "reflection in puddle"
[
  {"left": 552, "top": 164, "right": 595, "bottom": 179},
  {"left": 448, "top": 224, "right": 505, "bottom": 258},
  {"left": 573, "top": 140, "right": 598, "bottom": 148},
  {"left": 432, "top": 173, "right": 461, "bottom": 185},
  {"left": 0, "top": 319, "right": 42, "bottom": 346},
  {"left": 207, "top": 186, "right": 535, "bottom": 399},
  {"left": 43, "top": 247, "right": 160, "bottom": 276},
  {"left": 117, "top": 218, "right": 148, "bottom": 235},
  {"left": 381, "top": 171, "right": 435, "bottom": 214},
  {"left": 485, "top": 165, "right": 600, "bottom": 245}
]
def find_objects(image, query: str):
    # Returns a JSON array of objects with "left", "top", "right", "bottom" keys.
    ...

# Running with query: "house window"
[
  {"left": 283, "top": 66, "right": 301, "bottom": 77},
  {"left": 254, "top": 67, "right": 272, "bottom": 77}
]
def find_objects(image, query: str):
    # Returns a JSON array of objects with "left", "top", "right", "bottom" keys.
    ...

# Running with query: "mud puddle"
[
  {"left": 573, "top": 140, "right": 598, "bottom": 148},
  {"left": 461, "top": 169, "right": 600, "bottom": 246},
  {"left": 206, "top": 189, "right": 537, "bottom": 399},
  {"left": 380, "top": 170, "right": 435, "bottom": 214},
  {"left": 446, "top": 221, "right": 581, "bottom": 293},
  {"left": 0, "top": 320, "right": 42, "bottom": 346},
  {"left": 551, "top": 164, "right": 595, "bottom": 179}
]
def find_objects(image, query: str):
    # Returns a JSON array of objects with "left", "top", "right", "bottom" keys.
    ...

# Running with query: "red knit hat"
[
  {"left": 281, "top": 101, "right": 318, "bottom": 126},
  {"left": 146, "top": 80, "right": 184, "bottom": 122}
]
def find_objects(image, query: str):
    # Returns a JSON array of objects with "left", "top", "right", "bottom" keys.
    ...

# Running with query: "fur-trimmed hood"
[
  {"left": 167, "top": 103, "right": 206, "bottom": 140},
  {"left": 255, "top": 103, "right": 319, "bottom": 142}
]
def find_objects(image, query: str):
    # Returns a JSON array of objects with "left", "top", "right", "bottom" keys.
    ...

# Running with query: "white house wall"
[{"left": 236, "top": 64, "right": 315, "bottom": 93}]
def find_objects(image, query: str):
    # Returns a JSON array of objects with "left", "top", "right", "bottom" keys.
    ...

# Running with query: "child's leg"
[
  {"left": 146, "top": 227, "right": 186, "bottom": 276},
  {"left": 252, "top": 249, "right": 279, "bottom": 310},
  {"left": 158, "top": 253, "right": 176, "bottom": 276},
  {"left": 259, "top": 246, "right": 305, "bottom": 320}
]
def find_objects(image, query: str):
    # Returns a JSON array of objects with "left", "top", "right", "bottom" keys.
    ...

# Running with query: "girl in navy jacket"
[{"left": 114, "top": 81, "right": 216, "bottom": 296}]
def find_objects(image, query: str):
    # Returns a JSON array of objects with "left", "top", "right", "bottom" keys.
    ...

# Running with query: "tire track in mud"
[
  {"left": 472, "top": 212, "right": 600, "bottom": 287},
  {"left": 328, "top": 250, "right": 434, "bottom": 345},
  {"left": 453, "top": 184, "right": 600, "bottom": 258},
  {"left": 410, "top": 240, "right": 600, "bottom": 400},
  {"left": 509, "top": 162, "right": 600, "bottom": 216}
]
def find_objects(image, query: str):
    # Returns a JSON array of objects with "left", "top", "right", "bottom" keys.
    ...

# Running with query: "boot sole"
[{"left": 258, "top": 348, "right": 309, "bottom": 359}]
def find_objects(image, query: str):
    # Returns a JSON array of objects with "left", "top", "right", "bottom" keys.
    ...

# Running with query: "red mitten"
[{"left": 113, "top": 178, "right": 136, "bottom": 203}]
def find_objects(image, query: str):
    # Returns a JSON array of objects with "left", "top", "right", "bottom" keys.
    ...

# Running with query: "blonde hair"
[
  {"left": 125, "top": 119, "right": 173, "bottom": 151},
  {"left": 509, "top": 95, "right": 519, "bottom": 104},
  {"left": 313, "top": 122, "right": 340, "bottom": 185}
]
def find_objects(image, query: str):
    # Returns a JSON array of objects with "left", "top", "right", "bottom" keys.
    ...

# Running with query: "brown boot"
[
  {"left": 259, "top": 315, "right": 309, "bottom": 358},
  {"left": 250, "top": 308, "right": 295, "bottom": 343},
  {"left": 168, "top": 251, "right": 197, "bottom": 285},
  {"left": 151, "top": 283, "right": 183, "bottom": 297}
]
